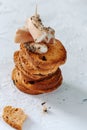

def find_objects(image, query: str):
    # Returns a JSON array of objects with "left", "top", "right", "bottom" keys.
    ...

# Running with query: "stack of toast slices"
[{"left": 12, "top": 29, "right": 67, "bottom": 95}]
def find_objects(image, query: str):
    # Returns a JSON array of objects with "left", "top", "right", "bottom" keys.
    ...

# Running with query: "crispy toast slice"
[
  {"left": 13, "top": 51, "right": 48, "bottom": 80},
  {"left": 2, "top": 106, "right": 27, "bottom": 130},
  {"left": 12, "top": 67, "right": 62, "bottom": 90},
  {"left": 12, "top": 68, "right": 42, "bottom": 95},
  {"left": 12, "top": 67, "right": 62, "bottom": 94},
  {"left": 20, "top": 39, "right": 66, "bottom": 70},
  {"left": 14, "top": 51, "right": 59, "bottom": 81},
  {"left": 19, "top": 50, "right": 60, "bottom": 75}
]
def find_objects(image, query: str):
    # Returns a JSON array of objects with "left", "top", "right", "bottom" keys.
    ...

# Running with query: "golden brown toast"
[
  {"left": 12, "top": 68, "right": 42, "bottom": 95},
  {"left": 19, "top": 50, "right": 61, "bottom": 75},
  {"left": 20, "top": 39, "right": 66, "bottom": 70},
  {"left": 12, "top": 67, "right": 62, "bottom": 94},
  {"left": 13, "top": 51, "right": 48, "bottom": 80},
  {"left": 2, "top": 106, "right": 27, "bottom": 130},
  {"left": 12, "top": 67, "right": 62, "bottom": 91},
  {"left": 14, "top": 51, "right": 60, "bottom": 81}
]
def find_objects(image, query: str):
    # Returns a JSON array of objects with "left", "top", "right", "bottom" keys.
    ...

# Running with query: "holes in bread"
[
  {"left": 15, "top": 80, "right": 18, "bottom": 83},
  {"left": 29, "top": 81, "right": 35, "bottom": 84},
  {"left": 18, "top": 72, "right": 20, "bottom": 76},
  {"left": 6, "top": 116, "right": 8, "bottom": 119},
  {"left": 15, "top": 108, "right": 18, "bottom": 111},
  {"left": 24, "top": 79, "right": 25, "bottom": 82},
  {"left": 40, "top": 56, "right": 47, "bottom": 61}
]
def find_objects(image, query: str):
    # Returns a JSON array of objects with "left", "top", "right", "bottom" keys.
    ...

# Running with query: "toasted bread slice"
[
  {"left": 2, "top": 106, "right": 27, "bottom": 130},
  {"left": 20, "top": 39, "right": 67, "bottom": 70},
  {"left": 12, "top": 67, "right": 62, "bottom": 93},
  {"left": 12, "top": 68, "right": 42, "bottom": 95},
  {"left": 12, "top": 68, "right": 62, "bottom": 94},
  {"left": 14, "top": 51, "right": 54, "bottom": 80},
  {"left": 19, "top": 50, "right": 61, "bottom": 75},
  {"left": 14, "top": 77, "right": 62, "bottom": 94},
  {"left": 19, "top": 67, "right": 62, "bottom": 90}
]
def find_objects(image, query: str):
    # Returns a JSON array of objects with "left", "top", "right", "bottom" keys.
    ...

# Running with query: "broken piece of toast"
[{"left": 2, "top": 106, "right": 27, "bottom": 130}]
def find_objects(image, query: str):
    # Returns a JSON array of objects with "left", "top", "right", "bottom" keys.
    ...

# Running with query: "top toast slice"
[{"left": 20, "top": 39, "right": 67, "bottom": 70}]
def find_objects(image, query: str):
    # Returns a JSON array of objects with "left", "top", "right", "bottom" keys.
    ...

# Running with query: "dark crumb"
[
  {"left": 13, "top": 80, "right": 15, "bottom": 85},
  {"left": 82, "top": 99, "right": 87, "bottom": 102},
  {"left": 43, "top": 106, "right": 48, "bottom": 113},
  {"left": 48, "top": 107, "right": 51, "bottom": 109},
  {"left": 44, "top": 109, "right": 47, "bottom": 112},
  {"left": 62, "top": 99, "right": 65, "bottom": 101},
  {"left": 41, "top": 102, "right": 46, "bottom": 106}
]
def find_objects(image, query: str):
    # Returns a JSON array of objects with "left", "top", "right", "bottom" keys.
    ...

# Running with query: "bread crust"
[
  {"left": 12, "top": 67, "right": 62, "bottom": 94},
  {"left": 14, "top": 51, "right": 48, "bottom": 80},
  {"left": 19, "top": 50, "right": 61, "bottom": 75},
  {"left": 2, "top": 106, "right": 27, "bottom": 130},
  {"left": 20, "top": 39, "right": 67, "bottom": 70}
]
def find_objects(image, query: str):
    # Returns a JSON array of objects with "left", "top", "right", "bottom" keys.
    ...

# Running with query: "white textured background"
[{"left": 0, "top": 0, "right": 87, "bottom": 130}]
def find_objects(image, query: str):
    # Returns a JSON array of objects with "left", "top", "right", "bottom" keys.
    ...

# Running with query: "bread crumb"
[
  {"left": 43, "top": 106, "right": 48, "bottom": 113},
  {"left": 41, "top": 102, "right": 46, "bottom": 106}
]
